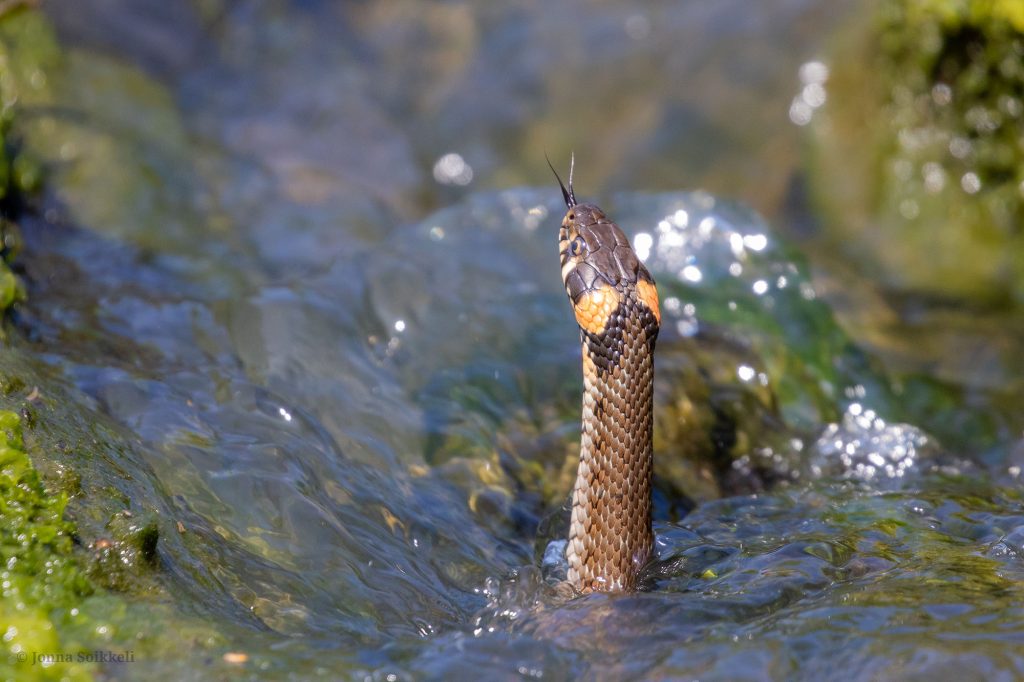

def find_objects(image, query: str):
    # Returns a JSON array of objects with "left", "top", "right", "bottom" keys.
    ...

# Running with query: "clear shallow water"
[
  {"left": 17, "top": 187, "right": 1024, "bottom": 679},
  {"left": 7, "top": 0, "right": 1024, "bottom": 679}
]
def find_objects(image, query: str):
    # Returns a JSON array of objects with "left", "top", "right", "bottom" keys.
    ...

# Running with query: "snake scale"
[{"left": 550, "top": 157, "right": 661, "bottom": 593}]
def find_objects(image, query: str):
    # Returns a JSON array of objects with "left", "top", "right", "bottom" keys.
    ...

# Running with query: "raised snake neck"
[{"left": 552, "top": 162, "right": 661, "bottom": 593}]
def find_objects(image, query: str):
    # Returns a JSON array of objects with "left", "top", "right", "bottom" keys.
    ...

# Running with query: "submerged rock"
[{"left": 381, "top": 189, "right": 907, "bottom": 513}]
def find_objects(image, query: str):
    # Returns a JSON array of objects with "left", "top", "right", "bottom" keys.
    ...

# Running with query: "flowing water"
[{"left": 3, "top": 0, "right": 1023, "bottom": 679}]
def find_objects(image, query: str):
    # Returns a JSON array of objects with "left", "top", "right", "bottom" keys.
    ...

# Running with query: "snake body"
[{"left": 550, "top": 159, "right": 661, "bottom": 593}]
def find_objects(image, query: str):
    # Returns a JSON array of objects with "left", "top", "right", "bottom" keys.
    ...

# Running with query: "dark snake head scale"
[
  {"left": 558, "top": 202, "right": 655, "bottom": 306},
  {"left": 547, "top": 156, "right": 659, "bottom": 334}
]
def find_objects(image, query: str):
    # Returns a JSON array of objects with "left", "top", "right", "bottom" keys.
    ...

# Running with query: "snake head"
[
  {"left": 548, "top": 156, "right": 660, "bottom": 334},
  {"left": 558, "top": 203, "right": 654, "bottom": 302},
  {"left": 557, "top": 202, "right": 660, "bottom": 336}
]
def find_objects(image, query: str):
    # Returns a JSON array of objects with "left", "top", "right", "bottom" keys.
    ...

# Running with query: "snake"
[{"left": 549, "top": 156, "right": 661, "bottom": 593}]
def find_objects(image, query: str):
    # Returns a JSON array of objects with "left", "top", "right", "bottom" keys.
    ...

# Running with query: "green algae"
[
  {"left": 0, "top": 217, "right": 24, "bottom": 318},
  {"left": 0, "top": 347, "right": 232, "bottom": 679},
  {"left": 903, "top": 0, "right": 1024, "bottom": 32},
  {"left": 86, "top": 512, "right": 160, "bottom": 593},
  {"left": 0, "top": 183, "right": 44, "bottom": 682},
  {"left": 810, "top": 0, "right": 1024, "bottom": 302},
  {"left": 0, "top": 410, "right": 94, "bottom": 682},
  {"left": 0, "top": 396, "right": 197, "bottom": 679},
  {"left": 0, "top": 8, "right": 45, "bottom": 324},
  {"left": 0, "top": 10, "right": 238, "bottom": 653},
  {"left": 0, "top": 8, "right": 56, "bottom": 201}
]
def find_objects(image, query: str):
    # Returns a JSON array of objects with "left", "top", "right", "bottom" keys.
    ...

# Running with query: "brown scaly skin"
[{"left": 551, "top": 160, "right": 661, "bottom": 593}]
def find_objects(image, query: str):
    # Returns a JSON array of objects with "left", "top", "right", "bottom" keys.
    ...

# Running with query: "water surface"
[{"left": 5, "top": 0, "right": 1023, "bottom": 679}]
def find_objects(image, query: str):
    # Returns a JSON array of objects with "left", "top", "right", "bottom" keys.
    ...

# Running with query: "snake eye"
[{"left": 570, "top": 236, "right": 587, "bottom": 257}]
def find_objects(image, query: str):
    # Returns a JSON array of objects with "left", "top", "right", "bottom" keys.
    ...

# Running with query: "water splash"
[{"left": 809, "top": 403, "right": 932, "bottom": 483}]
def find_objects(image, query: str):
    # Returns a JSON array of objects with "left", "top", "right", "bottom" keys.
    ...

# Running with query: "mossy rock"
[
  {"left": 0, "top": 409, "right": 96, "bottom": 681},
  {"left": 809, "top": 0, "right": 1024, "bottom": 303},
  {"left": 0, "top": 7, "right": 58, "bottom": 201},
  {"left": 0, "top": 8, "right": 215, "bottom": 255}
]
